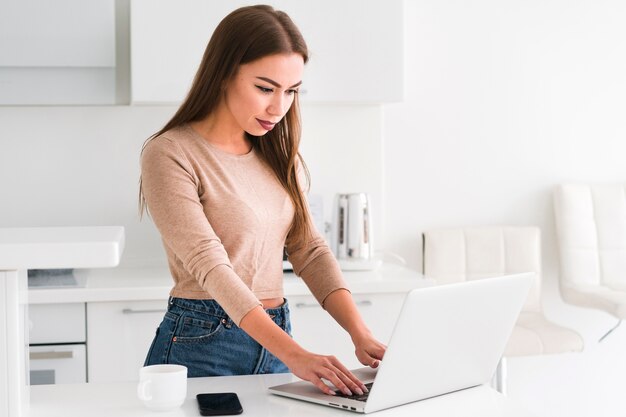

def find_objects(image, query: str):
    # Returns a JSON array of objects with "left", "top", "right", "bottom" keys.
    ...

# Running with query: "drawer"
[
  {"left": 29, "top": 303, "right": 86, "bottom": 344},
  {"left": 29, "top": 344, "right": 87, "bottom": 385}
]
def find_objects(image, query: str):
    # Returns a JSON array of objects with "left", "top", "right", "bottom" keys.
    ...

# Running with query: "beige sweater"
[{"left": 140, "top": 124, "right": 347, "bottom": 325}]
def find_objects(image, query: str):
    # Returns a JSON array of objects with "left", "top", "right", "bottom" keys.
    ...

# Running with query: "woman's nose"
[{"left": 268, "top": 93, "right": 290, "bottom": 116}]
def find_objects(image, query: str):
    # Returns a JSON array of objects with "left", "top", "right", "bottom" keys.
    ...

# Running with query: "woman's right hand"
[
  {"left": 285, "top": 349, "right": 368, "bottom": 396},
  {"left": 238, "top": 306, "right": 367, "bottom": 396}
]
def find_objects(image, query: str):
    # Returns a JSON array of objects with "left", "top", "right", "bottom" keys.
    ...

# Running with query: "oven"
[{"left": 28, "top": 303, "right": 87, "bottom": 385}]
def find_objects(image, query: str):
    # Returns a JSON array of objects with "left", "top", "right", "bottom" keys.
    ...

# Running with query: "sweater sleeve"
[
  {"left": 140, "top": 136, "right": 261, "bottom": 325},
  {"left": 284, "top": 161, "right": 349, "bottom": 307}
]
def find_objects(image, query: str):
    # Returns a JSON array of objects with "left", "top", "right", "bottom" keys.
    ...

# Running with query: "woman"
[{"left": 139, "top": 4, "right": 384, "bottom": 396}]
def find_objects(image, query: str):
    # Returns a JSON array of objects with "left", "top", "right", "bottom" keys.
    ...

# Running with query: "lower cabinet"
[
  {"left": 87, "top": 300, "right": 168, "bottom": 383},
  {"left": 288, "top": 292, "right": 405, "bottom": 370},
  {"left": 86, "top": 292, "right": 406, "bottom": 382}
]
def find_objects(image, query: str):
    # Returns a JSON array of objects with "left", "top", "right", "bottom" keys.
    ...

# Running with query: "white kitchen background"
[{"left": 1, "top": 1, "right": 625, "bottom": 416}]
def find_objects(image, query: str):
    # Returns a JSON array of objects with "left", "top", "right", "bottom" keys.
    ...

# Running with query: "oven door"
[{"left": 29, "top": 344, "right": 87, "bottom": 385}]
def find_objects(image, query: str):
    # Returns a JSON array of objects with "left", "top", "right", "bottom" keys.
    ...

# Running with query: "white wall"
[
  {"left": 383, "top": 1, "right": 626, "bottom": 416},
  {"left": 3, "top": 1, "right": 626, "bottom": 415},
  {"left": 0, "top": 104, "right": 383, "bottom": 266}
]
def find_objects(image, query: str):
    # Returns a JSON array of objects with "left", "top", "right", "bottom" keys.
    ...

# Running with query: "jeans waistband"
[{"left": 168, "top": 297, "right": 290, "bottom": 320}]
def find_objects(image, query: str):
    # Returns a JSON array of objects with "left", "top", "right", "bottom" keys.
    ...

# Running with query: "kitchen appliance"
[
  {"left": 28, "top": 302, "right": 87, "bottom": 385},
  {"left": 283, "top": 194, "right": 325, "bottom": 272},
  {"left": 331, "top": 193, "right": 381, "bottom": 271}
]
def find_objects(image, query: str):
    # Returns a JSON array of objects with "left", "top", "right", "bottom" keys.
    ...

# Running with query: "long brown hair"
[{"left": 139, "top": 5, "right": 313, "bottom": 246}]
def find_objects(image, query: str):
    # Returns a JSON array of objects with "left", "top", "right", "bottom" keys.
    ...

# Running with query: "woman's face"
[{"left": 224, "top": 53, "right": 305, "bottom": 136}]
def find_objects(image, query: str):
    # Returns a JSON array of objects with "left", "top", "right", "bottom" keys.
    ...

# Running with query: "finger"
[
  {"left": 310, "top": 376, "right": 336, "bottom": 396},
  {"left": 328, "top": 359, "right": 367, "bottom": 394},
  {"left": 356, "top": 349, "right": 380, "bottom": 369},
  {"left": 371, "top": 343, "right": 387, "bottom": 359},
  {"left": 318, "top": 367, "right": 352, "bottom": 396}
]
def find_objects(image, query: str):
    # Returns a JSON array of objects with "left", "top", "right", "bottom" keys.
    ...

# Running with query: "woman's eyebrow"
[{"left": 256, "top": 76, "right": 302, "bottom": 89}]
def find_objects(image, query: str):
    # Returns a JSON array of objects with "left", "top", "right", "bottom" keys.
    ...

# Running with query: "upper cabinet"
[
  {"left": 130, "top": 0, "right": 404, "bottom": 104},
  {"left": 0, "top": 0, "right": 117, "bottom": 105}
]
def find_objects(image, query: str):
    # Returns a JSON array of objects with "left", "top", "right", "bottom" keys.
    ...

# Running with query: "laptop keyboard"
[{"left": 334, "top": 382, "right": 374, "bottom": 402}]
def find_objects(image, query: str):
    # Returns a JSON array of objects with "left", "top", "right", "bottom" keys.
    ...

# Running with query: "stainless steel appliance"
[{"left": 331, "top": 193, "right": 381, "bottom": 271}]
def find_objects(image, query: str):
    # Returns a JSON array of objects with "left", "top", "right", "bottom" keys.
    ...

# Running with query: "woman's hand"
[
  {"left": 239, "top": 306, "right": 367, "bottom": 396},
  {"left": 351, "top": 330, "right": 386, "bottom": 368},
  {"left": 285, "top": 349, "right": 369, "bottom": 396}
]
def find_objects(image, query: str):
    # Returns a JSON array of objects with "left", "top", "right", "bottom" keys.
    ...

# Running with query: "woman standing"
[{"left": 140, "top": 4, "right": 384, "bottom": 396}]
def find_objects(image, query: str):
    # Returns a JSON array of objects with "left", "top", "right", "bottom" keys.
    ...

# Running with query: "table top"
[
  {"left": 0, "top": 226, "right": 124, "bottom": 270},
  {"left": 27, "top": 373, "right": 536, "bottom": 417},
  {"left": 27, "top": 263, "right": 433, "bottom": 304}
]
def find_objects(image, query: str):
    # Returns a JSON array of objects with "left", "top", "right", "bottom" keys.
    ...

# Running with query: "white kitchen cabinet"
[
  {"left": 0, "top": 0, "right": 117, "bottom": 105},
  {"left": 29, "top": 303, "right": 86, "bottom": 345},
  {"left": 130, "top": 0, "right": 403, "bottom": 104},
  {"left": 0, "top": 0, "right": 115, "bottom": 67},
  {"left": 86, "top": 292, "right": 406, "bottom": 381},
  {"left": 87, "top": 300, "right": 167, "bottom": 383},
  {"left": 289, "top": 292, "right": 405, "bottom": 369}
]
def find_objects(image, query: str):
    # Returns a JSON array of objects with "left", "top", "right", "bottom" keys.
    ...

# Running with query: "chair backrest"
[
  {"left": 554, "top": 184, "right": 626, "bottom": 290},
  {"left": 423, "top": 226, "right": 542, "bottom": 312}
]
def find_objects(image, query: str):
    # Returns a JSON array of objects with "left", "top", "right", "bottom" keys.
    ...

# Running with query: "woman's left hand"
[{"left": 351, "top": 330, "right": 386, "bottom": 368}]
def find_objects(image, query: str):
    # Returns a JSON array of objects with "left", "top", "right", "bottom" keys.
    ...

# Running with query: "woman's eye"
[
  {"left": 256, "top": 85, "right": 273, "bottom": 94},
  {"left": 286, "top": 89, "right": 298, "bottom": 96}
]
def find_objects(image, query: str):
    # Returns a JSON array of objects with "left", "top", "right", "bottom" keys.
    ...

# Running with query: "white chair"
[
  {"left": 423, "top": 226, "right": 583, "bottom": 393},
  {"left": 554, "top": 184, "right": 626, "bottom": 341}
]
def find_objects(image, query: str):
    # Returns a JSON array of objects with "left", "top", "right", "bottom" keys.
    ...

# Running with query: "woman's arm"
[
  {"left": 239, "top": 306, "right": 367, "bottom": 396},
  {"left": 322, "top": 289, "right": 387, "bottom": 368}
]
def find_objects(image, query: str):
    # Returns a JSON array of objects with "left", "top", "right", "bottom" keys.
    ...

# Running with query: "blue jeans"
[{"left": 144, "top": 297, "right": 291, "bottom": 377}]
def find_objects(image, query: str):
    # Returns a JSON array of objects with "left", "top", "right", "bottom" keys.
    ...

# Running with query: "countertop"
[
  {"left": 0, "top": 226, "right": 124, "bottom": 270},
  {"left": 27, "top": 373, "right": 536, "bottom": 417},
  {"left": 28, "top": 263, "right": 432, "bottom": 304},
  {"left": 0, "top": 226, "right": 125, "bottom": 417}
]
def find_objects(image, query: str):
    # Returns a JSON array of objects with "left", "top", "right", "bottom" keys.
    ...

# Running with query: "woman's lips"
[{"left": 256, "top": 119, "right": 276, "bottom": 131}]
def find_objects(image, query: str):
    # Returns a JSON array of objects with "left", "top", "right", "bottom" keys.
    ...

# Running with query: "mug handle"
[{"left": 137, "top": 380, "right": 152, "bottom": 401}]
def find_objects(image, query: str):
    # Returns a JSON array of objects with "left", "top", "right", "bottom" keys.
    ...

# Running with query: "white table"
[
  {"left": 0, "top": 226, "right": 125, "bottom": 417},
  {"left": 27, "top": 373, "right": 537, "bottom": 417}
]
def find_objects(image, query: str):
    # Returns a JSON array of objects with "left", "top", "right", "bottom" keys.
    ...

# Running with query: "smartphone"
[{"left": 196, "top": 393, "right": 243, "bottom": 416}]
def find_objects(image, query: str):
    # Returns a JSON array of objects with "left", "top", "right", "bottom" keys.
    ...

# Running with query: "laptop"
[{"left": 269, "top": 273, "right": 533, "bottom": 413}]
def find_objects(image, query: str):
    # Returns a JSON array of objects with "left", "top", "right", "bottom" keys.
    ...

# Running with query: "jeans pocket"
[
  {"left": 174, "top": 313, "right": 225, "bottom": 343},
  {"left": 144, "top": 311, "right": 179, "bottom": 366}
]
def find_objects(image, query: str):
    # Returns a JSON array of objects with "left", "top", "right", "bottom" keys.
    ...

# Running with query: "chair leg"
[
  {"left": 494, "top": 357, "right": 507, "bottom": 395},
  {"left": 598, "top": 319, "right": 622, "bottom": 343}
]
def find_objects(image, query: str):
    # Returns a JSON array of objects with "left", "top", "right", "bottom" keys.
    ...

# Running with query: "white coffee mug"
[{"left": 137, "top": 364, "right": 188, "bottom": 411}]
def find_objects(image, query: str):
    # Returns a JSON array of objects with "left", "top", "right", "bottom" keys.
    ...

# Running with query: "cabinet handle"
[
  {"left": 30, "top": 351, "right": 74, "bottom": 360},
  {"left": 294, "top": 300, "right": 372, "bottom": 309},
  {"left": 122, "top": 308, "right": 166, "bottom": 315}
]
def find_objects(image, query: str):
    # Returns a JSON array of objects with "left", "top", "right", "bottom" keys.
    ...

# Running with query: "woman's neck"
[{"left": 190, "top": 109, "right": 252, "bottom": 155}]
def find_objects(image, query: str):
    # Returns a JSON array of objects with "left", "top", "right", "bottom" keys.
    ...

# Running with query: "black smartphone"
[{"left": 196, "top": 393, "right": 243, "bottom": 416}]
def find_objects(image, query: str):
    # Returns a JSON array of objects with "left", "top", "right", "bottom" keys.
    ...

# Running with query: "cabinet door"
[
  {"left": 130, "top": 0, "right": 403, "bottom": 104},
  {"left": 0, "top": 0, "right": 115, "bottom": 67},
  {"left": 87, "top": 300, "right": 168, "bottom": 383},
  {"left": 0, "top": 0, "right": 117, "bottom": 105},
  {"left": 288, "top": 292, "right": 405, "bottom": 369}
]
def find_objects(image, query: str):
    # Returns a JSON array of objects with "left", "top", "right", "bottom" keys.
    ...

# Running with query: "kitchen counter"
[
  {"left": 28, "top": 263, "right": 432, "bottom": 304},
  {"left": 0, "top": 226, "right": 125, "bottom": 417},
  {"left": 27, "top": 373, "right": 537, "bottom": 417},
  {"left": 0, "top": 226, "right": 124, "bottom": 270}
]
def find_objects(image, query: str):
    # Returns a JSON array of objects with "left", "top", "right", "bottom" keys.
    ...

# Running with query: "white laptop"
[{"left": 269, "top": 273, "right": 533, "bottom": 413}]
